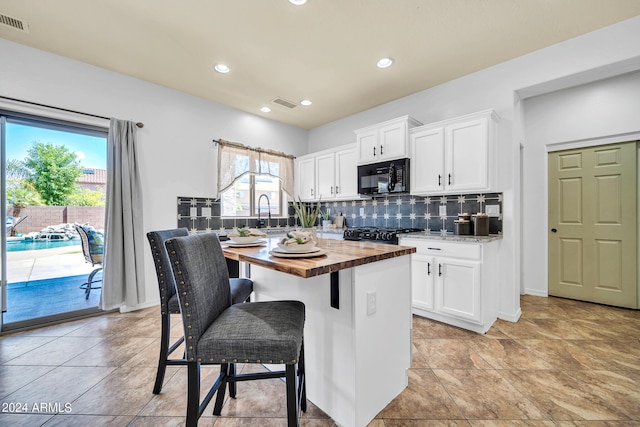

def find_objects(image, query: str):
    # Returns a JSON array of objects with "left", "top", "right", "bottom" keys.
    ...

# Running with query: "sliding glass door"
[{"left": 0, "top": 111, "right": 107, "bottom": 331}]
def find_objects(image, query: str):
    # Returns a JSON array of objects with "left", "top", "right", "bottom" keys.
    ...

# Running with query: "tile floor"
[{"left": 1, "top": 295, "right": 639, "bottom": 426}]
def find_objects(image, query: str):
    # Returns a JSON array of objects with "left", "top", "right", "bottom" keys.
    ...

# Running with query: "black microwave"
[{"left": 357, "top": 158, "right": 410, "bottom": 195}]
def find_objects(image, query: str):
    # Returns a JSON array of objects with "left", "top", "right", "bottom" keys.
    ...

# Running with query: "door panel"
[
  {"left": 559, "top": 238, "right": 583, "bottom": 286},
  {"left": 549, "top": 142, "right": 637, "bottom": 308}
]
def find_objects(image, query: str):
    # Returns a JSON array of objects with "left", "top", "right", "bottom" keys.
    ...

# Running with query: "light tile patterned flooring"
[{"left": 1, "top": 295, "right": 639, "bottom": 426}]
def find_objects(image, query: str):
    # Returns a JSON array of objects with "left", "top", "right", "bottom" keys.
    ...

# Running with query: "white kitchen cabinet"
[
  {"left": 410, "top": 109, "right": 498, "bottom": 195},
  {"left": 315, "top": 152, "right": 335, "bottom": 200},
  {"left": 295, "top": 144, "right": 362, "bottom": 202},
  {"left": 295, "top": 155, "right": 316, "bottom": 201},
  {"left": 399, "top": 237, "right": 500, "bottom": 333},
  {"left": 355, "top": 116, "right": 421, "bottom": 164},
  {"left": 334, "top": 146, "right": 358, "bottom": 199}
]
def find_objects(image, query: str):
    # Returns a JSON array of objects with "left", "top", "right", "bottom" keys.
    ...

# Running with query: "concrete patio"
[{"left": 4, "top": 245, "right": 102, "bottom": 325}]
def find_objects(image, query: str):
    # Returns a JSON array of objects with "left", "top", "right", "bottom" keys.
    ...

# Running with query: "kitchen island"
[{"left": 222, "top": 237, "right": 415, "bottom": 427}]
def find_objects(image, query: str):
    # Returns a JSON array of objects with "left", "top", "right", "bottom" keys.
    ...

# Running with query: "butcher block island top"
[{"left": 221, "top": 236, "right": 416, "bottom": 278}]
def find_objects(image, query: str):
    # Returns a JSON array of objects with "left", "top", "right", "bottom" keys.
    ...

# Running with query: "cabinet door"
[
  {"left": 315, "top": 152, "right": 336, "bottom": 200},
  {"left": 379, "top": 120, "right": 408, "bottom": 160},
  {"left": 297, "top": 157, "right": 316, "bottom": 201},
  {"left": 411, "top": 253, "right": 435, "bottom": 311},
  {"left": 356, "top": 129, "right": 378, "bottom": 164},
  {"left": 335, "top": 147, "right": 358, "bottom": 198},
  {"left": 445, "top": 118, "right": 489, "bottom": 192},
  {"left": 436, "top": 258, "right": 481, "bottom": 323},
  {"left": 410, "top": 127, "right": 445, "bottom": 194}
]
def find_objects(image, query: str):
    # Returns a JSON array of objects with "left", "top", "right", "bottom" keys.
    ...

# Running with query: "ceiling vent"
[
  {"left": 271, "top": 97, "right": 297, "bottom": 109},
  {"left": 0, "top": 13, "right": 29, "bottom": 33}
]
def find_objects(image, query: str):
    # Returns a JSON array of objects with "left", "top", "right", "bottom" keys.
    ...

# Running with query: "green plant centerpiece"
[{"left": 291, "top": 197, "right": 321, "bottom": 228}]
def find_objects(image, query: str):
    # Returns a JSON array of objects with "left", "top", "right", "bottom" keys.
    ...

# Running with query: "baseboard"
[
  {"left": 119, "top": 299, "right": 160, "bottom": 313},
  {"left": 498, "top": 307, "right": 522, "bottom": 323},
  {"left": 524, "top": 288, "right": 548, "bottom": 297}
]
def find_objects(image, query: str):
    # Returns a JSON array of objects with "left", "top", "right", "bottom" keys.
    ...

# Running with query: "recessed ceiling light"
[
  {"left": 376, "top": 57, "right": 394, "bottom": 68},
  {"left": 289, "top": 0, "right": 307, "bottom": 5},
  {"left": 260, "top": 107, "right": 271, "bottom": 113},
  {"left": 214, "top": 63, "right": 230, "bottom": 73},
  {"left": 300, "top": 99, "right": 312, "bottom": 106}
]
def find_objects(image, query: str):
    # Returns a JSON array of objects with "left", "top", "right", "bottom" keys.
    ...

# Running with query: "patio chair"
[
  {"left": 73, "top": 223, "right": 103, "bottom": 299},
  {"left": 147, "top": 228, "right": 254, "bottom": 394},
  {"left": 164, "top": 232, "right": 306, "bottom": 427}
]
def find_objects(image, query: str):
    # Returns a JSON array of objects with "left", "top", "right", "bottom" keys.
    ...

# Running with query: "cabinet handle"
[
  {"left": 427, "top": 262, "right": 431, "bottom": 276},
  {"left": 330, "top": 186, "right": 333, "bottom": 194},
  {"left": 335, "top": 185, "right": 339, "bottom": 194},
  {"left": 551, "top": 228, "right": 557, "bottom": 233},
  {"left": 438, "top": 264, "right": 442, "bottom": 277},
  {"left": 310, "top": 188, "right": 314, "bottom": 196},
  {"left": 448, "top": 174, "right": 452, "bottom": 186},
  {"left": 380, "top": 144, "right": 384, "bottom": 155},
  {"left": 438, "top": 174, "right": 441, "bottom": 186},
  {"left": 427, "top": 247, "right": 441, "bottom": 250},
  {"left": 373, "top": 146, "right": 376, "bottom": 156}
]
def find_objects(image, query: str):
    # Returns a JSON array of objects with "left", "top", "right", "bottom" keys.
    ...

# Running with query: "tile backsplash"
[{"left": 178, "top": 193, "right": 503, "bottom": 234}]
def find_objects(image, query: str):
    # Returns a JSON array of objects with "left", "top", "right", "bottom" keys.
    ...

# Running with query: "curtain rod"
[
  {"left": 0, "top": 95, "right": 144, "bottom": 128},
  {"left": 213, "top": 138, "right": 295, "bottom": 159}
]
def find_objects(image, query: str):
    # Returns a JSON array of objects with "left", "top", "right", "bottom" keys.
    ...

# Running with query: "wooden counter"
[{"left": 222, "top": 237, "right": 415, "bottom": 278}]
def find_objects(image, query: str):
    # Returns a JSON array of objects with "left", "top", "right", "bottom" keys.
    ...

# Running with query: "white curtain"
[
  {"left": 217, "top": 139, "right": 295, "bottom": 197},
  {"left": 101, "top": 118, "right": 146, "bottom": 310}
]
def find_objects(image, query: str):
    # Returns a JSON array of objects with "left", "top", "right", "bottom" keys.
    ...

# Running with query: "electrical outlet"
[
  {"left": 439, "top": 205, "right": 447, "bottom": 217},
  {"left": 485, "top": 205, "right": 500, "bottom": 217},
  {"left": 367, "top": 290, "right": 377, "bottom": 315},
  {"left": 360, "top": 207, "right": 365, "bottom": 217},
  {"left": 201, "top": 207, "right": 211, "bottom": 218},
  {"left": 189, "top": 207, "right": 198, "bottom": 217}
]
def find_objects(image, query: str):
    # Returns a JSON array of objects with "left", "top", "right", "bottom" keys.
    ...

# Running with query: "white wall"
[
  {"left": 0, "top": 38, "right": 308, "bottom": 311},
  {"left": 522, "top": 70, "right": 640, "bottom": 296},
  {"left": 308, "top": 16, "right": 640, "bottom": 320}
]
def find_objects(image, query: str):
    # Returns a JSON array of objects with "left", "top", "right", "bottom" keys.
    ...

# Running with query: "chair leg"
[
  {"left": 286, "top": 364, "right": 299, "bottom": 427},
  {"left": 82, "top": 266, "right": 103, "bottom": 299},
  {"left": 228, "top": 363, "right": 237, "bottom": 398},
  {"left": 299, "top": 340, "right": 307, "bottom": 412},
  {"left": 212, "top": 363, "right": 230, "bottom": 416},
  {"left": 153, "top": 313, "right": 171, "bottom": 394},
  {"left": 186, "top": 362, "right": 201, "bottom": 427}
]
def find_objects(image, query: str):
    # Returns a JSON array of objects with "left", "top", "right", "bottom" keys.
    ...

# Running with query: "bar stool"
[{"left": 165, "top": 232, "right": 306, "bottom": 427}]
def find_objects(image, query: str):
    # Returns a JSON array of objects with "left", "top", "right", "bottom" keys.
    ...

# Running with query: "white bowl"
[
  {"left": 277, "top": 241, "right": 316, "bottom": 253},
  {"left": 228, "top": 235, "right": 261, "bottom": 244}
]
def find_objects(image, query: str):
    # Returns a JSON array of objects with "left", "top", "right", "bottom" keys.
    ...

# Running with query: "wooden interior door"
[{"left": 548, "top": 142, "right": 637, "bottom": 308}]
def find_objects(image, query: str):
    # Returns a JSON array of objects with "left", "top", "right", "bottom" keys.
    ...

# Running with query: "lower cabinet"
[{"left": 399, "top": 237, "right": 500, "bottom": 333}]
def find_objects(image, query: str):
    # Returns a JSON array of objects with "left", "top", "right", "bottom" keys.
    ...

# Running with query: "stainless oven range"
[{"left": 343, "top": 227, "right": 421, "bottom": 245}]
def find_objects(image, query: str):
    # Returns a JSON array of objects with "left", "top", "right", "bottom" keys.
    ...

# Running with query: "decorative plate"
[
  {"left": 223, "top": 240, "right": 267, "bottom": 248},
  {"left": 269, "top": 247, "right": 327, "bottom": 258}
]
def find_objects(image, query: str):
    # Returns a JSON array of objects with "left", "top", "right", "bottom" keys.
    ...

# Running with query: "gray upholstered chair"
[
  {"left": 165, "top": 233, "right": 306, "bottom": 427},
  {"left": 147, "top": 228, "right": 254, "bottom": 394}
]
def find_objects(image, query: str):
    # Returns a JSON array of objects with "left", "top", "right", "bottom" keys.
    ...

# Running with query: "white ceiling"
[{"left": 1, "top": 0, "right": 639, "bottom": 129}]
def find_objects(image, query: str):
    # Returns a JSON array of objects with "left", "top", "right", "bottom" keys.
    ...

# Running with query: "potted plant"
[
  {"left": 320, "top": 209, "right": 331, "bottom": 230},
  {"left": 291, "top": 197, "right": 321, "bottom": 238}
]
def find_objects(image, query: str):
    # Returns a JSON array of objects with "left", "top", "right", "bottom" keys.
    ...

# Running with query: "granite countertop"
[
  {"left": 221, "top": 236, "right": 414, "bottom": 278},
  {"left": 400, "top": 231, "right": 503, "bottom": 243}
]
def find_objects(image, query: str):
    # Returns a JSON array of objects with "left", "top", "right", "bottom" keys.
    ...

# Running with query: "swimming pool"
[{"left": 6, "top": 238, "right": 81, "bottom": 252}]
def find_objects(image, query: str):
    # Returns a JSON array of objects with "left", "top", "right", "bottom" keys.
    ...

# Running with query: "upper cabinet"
[
  {"left": 295, "top": 155, "right": 316, "bottom": 201},
  {"left": 295, "top": 144, "right": 360, "bottom": 202},
  {"left": 410, "top": 109, "right": 499, "bottom": 195},
  {"left": 355, "top": 116, "right": 422, "bottom": 164}
]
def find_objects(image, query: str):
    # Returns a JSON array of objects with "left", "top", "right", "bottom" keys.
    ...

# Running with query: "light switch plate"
[
  {"left": 486, "top": 205, "right": 500, "bottom": 217},
  {"left": 359, "top": 207, "right": 365, "bottom": 217},
  {"left": 201, "top": 207, "right": 212, "bottom": 218},
  {"left": 189, "top": 207, "right": 198, "bottom": 217},
  {"left": 439, "top": 205, "right": 447, "bottom": 217},
  {"left": 367, "top": 290, "right": 377, "bottom": 315}
]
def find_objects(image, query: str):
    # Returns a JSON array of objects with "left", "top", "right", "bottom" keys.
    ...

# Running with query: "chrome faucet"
[{"left": 257, "top": 194, "right": 271, "bottom": 228}]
